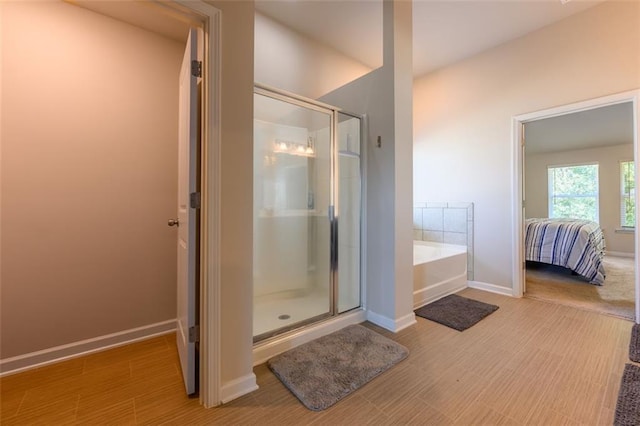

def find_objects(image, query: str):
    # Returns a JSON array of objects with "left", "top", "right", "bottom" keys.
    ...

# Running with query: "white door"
[{"left": 173, "top": 27, "right": 200, "bottom": 395}]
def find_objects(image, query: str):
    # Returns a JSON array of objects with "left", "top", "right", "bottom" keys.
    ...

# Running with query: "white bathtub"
[{"left": 413, "top": 241, "right": 468, "bottom": 309}]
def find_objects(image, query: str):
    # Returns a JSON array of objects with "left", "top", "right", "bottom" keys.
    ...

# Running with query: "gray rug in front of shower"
[
  {"left": 267, "top": 324, "right": 408, "bottom": 411},
  {"left": 414, "top": 294, "right": 499, "bottom": 331},
  {"left": 614, "top": 363, "right": 640, "bottom": 425}
]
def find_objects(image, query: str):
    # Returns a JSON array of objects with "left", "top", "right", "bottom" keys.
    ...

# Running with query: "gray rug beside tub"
[{"left": 414, "top": 293, "right": 499, "bottom": 331}]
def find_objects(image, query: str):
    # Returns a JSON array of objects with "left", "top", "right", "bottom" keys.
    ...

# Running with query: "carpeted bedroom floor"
[{"left": 525, "top": 255, "right": 635, "bottom": 320}]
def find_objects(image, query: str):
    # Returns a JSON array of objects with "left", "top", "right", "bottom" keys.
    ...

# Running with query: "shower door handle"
[{"left": 328, "top": 206, "right": 338, "bottom": 270}]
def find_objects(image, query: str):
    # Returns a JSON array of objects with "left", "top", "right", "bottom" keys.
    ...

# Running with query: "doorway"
[
  {"left": 512, "top": 90, "right": 640, "bottom": 322},
  {"left": 4, "top": 0, "right": 222, "bottom": 405}
]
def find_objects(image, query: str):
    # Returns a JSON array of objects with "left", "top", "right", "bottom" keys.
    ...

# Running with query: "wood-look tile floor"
[{"left": 0, "top": 288, "right": 634, "bottom": 425}]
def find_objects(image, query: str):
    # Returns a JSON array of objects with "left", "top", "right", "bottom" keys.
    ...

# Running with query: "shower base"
[{"left": 253, "top": 287, "right": 330, "bottom": 339}]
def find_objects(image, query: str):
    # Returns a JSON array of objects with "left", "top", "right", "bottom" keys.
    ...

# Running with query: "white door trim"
[
  {"left": 173, "top": 0, "right": 222, "bottom": 408},
  {"left": 511, "top": 89, "right": 640, "bottom": 323}
]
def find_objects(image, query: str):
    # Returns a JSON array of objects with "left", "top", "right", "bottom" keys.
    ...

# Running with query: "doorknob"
[{"left": 168, "top": 219, "right": 180, "bottom": 227}]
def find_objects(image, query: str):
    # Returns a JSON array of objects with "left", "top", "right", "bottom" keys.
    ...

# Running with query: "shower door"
[{"left": 253, "top": 89, "right": 334, "bottom": 340}]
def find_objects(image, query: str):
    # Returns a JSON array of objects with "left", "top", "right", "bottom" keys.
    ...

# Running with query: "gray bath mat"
[
  {"left": 615, "top": 363, "right": 640, "bottom": 425},
  {"left": 629, "top": 324, "right": 640, "bottom": 362},
  {"left": 414, "top": 293, "right": 498, "bottom": 331},
  {"left": 267, "top": 324, "right": 408, "bottom": 411}
]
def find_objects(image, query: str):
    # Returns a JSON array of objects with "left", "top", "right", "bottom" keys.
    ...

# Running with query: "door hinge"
[
  {"left": 189, "top": 325, "right": 200, "bottom": 343},
  {"left": 191, "top": 60, "right": 202, "bottom": 78},
  {"left": 190, "top": 192, "right": 201, "bottom": 209}
]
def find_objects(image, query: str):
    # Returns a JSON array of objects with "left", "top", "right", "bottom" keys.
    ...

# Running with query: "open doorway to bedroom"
[
  {"left": 513, "top": 92, "right": 640, "bottom": 322},
  {"left": 523, "top": 102, "right": 635, "bottom": 319}
]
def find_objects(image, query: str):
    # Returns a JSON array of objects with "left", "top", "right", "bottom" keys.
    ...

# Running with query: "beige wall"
[
  {"left": 0, "top": 2, "right": 182, "bottom": 358},
  {"left": 321, "top": 0, "right": 415, "bottom": 329},
  {"left": 255, "top": 12, "right": 372, "bottom": 100},
  {"left": 525, "top": 143, "right": 635, "bottom": 255},
  {"left": 206, "top": 0, "right": 256, "bottom": 391},
  {"left": 413, "top": 0, "right": 640, "bottom": 289}
]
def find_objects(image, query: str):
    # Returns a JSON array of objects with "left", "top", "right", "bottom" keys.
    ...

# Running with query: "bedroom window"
[
  {"left": 620, "top": 161, "right": 635, "bottom": 228},
  {"left": 547, "top": 164, "right": 599, "bottom": 222}
]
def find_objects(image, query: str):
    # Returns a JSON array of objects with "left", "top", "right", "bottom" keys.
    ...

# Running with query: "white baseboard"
[
  {"left": 366, "top": 310, "right": 417, "bottom": 333},
  {"left": 0, "top": 319, "right": 176, "bottom": 377},
  {"left": 467, "top": 280, "right": 513, "bottom": 297},
  {"left": 220, "top": 373, "right": 259, "bottom": 404},
  {"left": 252, "top": 309, "right": 367, "bottom": 366},
  {"left": 413, "top": 273, "right": 468, "bottom": 309},
  {"left": 394, "top": 312, "right": 418, "bottom": 332}
]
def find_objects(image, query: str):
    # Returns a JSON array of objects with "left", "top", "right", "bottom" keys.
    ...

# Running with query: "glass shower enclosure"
[{"left": 253, "top": 86, "right": 362, "bottom": 341}]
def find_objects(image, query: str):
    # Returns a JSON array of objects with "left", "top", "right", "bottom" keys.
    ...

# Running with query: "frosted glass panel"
[
  {"left": 337, "top": 113, "right": 361, "bottom": 313},
  {"left": 253, "top": 93, "right": 332, "bottom": 339}
]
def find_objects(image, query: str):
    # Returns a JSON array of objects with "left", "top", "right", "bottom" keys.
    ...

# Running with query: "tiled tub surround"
[{"left": 413, "top": 202, "right": 474, "bottom": 280}]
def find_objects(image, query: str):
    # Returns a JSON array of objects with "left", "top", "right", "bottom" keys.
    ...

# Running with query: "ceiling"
[
  {"left": 256, "top": 0, "right": 631, "bottom": 154},
  {"left": 72, "top": 0, "right": 607, "bottom": 77},
  {"left": 524, "top": 102, "right": 634, "bottom": 154},
  {"left": 255, "top": 0, "right": 607, "bottom": 77},
  {"left": 70, "top": 0, "right": 631, "bottom": 153},
  {"left": 67, "top": 0, "right": 196, "bottom": 42}
]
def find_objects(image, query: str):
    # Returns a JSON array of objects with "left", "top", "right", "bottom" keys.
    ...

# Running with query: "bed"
[{"left": 525, "top": 218, "right": 606, "bottom": 285}]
